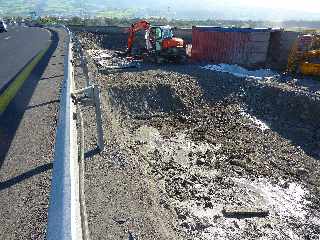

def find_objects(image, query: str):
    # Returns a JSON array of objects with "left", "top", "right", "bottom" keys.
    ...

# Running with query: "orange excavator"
[{"left": 126, "top": 20, "right": 187, "bottom": 63}]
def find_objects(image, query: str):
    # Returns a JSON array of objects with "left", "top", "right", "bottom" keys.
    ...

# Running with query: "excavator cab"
[{"left": 149, "top": 26, "right": 184, "bottom": 51}]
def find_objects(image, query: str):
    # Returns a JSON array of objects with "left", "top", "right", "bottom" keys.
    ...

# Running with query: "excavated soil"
[{"left": 75, "top": 32, "right": 320, "bottom": 240}]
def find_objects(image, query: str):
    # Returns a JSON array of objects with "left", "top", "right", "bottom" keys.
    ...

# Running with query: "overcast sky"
[
  {"left": 163, "top": 0, "right": 320, "bottom": 13},
  {"left": 229, "top": 0, "right": 320, "bottom": 13},
  {"left": 1, "top": 0, "right": 319, "bottom": 20}
]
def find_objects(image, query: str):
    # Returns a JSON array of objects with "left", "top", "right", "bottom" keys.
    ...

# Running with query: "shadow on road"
[
  {"left": 0, "top": 163, "right": 53, "bottom": 191},
  {"left": 0, "top": 29, "right": 60, "bottom": 168},
  {"left": 40, "top": 74, "right": 64, "bottom": 81},
  {"left": 26, "top": 99, "right": 60, "bottom": 110}
]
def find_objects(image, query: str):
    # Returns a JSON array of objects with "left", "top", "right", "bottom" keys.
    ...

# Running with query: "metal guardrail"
[
  {"left": 47, "top": 25, "right": 104, "bottom": 240},
  {"left": 47, "top": 26, "right": 83, "bottom": 240}
]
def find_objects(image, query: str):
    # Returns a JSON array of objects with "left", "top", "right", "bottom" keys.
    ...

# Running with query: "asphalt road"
[
  {"left": 0, "top": 25, "right": 51, "bottom": 91},
  {"left": 0, "top": 27, "right": 67, "bottom": 239}
]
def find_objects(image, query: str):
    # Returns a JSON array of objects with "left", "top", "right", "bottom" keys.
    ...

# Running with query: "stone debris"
[
  {"left": 87, "top": 49, "right": 141, "bottom": 71},
  {"left": 76, "top": 31, "right": 320, "bottom": 240}
]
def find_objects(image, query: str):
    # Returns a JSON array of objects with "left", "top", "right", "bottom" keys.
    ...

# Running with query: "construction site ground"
[{"left": 75, "top": 32, "right": 320, "bottom": 240}]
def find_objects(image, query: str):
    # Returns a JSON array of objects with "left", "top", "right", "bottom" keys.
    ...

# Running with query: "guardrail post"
[
  {"left": 81, "top": 52, "right": 91, "bottom": 87},
  {"left": 93, "top": 85, "right": 104, "bottom": 151}
]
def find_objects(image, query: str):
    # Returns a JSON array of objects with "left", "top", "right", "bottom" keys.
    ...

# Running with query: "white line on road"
[{"left": 4, "top": 36, "right": 11, "bottom": 40}]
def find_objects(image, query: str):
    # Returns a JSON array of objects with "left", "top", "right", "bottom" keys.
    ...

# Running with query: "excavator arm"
[{"left": 127, "top": 20, "right": 150, "bottom": 55}]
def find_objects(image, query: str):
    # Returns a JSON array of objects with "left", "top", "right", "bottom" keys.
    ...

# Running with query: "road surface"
[
  {"left": 0, "top": 25, "right": 51, "bottom": 93},
  {"left": 0, "top": 26, "right": 67, "bottom": 239}
]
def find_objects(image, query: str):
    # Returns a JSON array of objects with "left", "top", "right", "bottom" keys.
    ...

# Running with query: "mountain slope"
[{"left": 0, "top": 0, "right": 319, "bottom": 20}]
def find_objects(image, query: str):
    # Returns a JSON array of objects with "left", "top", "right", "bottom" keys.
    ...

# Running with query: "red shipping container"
[{"left": 191, "top": 26, "right": 271, "bottom": 66}]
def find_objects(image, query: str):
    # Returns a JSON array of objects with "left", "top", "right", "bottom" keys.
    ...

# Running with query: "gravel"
[{"left": 75, "top": 32, "right": 320, "bottom": 240}]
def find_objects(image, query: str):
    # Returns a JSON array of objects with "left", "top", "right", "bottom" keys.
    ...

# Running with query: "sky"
[
  {"left": 148, "top": 0, "right": 320, "bottom": 20},
  {"left": 166, "top": 0, "right": 320, "bottom": 13},
  {"left": 230, "top": 0, "right": 320, "bottom": 13},
  {"left": 1, "top": 0, "right": 320, "bottom": 20}
]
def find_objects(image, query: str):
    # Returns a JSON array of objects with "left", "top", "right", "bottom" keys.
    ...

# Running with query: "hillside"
[{"left": 0, "top": 0, "right": 320, "bottom": 21}]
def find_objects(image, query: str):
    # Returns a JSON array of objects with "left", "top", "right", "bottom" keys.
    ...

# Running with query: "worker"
[{"left": 145, "top": 29, "right": 152, "bottom": 50}]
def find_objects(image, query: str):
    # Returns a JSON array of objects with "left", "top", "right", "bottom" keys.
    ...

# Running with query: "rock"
[
  {"left": 175, "top": 207, "right": 189, "bottom": 220},
  {"left": 196, "top": 158, "right": 206, "bottom": 165},
  {"left": 204, "top": 201, "right": 214, "bottom": 209},
  {"left": 296, "top": 167, "right": 309, "bottom": 176},
  {"left": 233, "top": 220, "right": 240, "bottom": 229},
  {"left": 112, "top": 217, "right": 128, "bottom": 224},
  {"left": 230, "top": 159, "right": 245, "bottom": 168}
]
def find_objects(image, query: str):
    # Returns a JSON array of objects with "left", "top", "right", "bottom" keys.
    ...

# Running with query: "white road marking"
[{"left": 4, "top": 36, "right": 11, "bottom": 40}]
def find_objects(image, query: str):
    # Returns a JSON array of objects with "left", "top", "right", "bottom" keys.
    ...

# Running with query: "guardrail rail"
[
  {"left": 47, "top": 26, "right": 83, "bottom": 240},
  {"left": 47, "top": 25, "right": 104, "bottom": 240}
]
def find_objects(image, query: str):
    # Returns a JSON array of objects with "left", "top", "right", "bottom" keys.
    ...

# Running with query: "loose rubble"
[
  {"left": 75, "top": 31, "right": 320, "bottom": 240},
  {"left": 87, "top": 49, "right": 141, "bottom": 71}
]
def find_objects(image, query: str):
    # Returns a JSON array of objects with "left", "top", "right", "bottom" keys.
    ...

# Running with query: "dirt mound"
[{"left": 108, "top": 84, "right": 185, "bottom": 115}]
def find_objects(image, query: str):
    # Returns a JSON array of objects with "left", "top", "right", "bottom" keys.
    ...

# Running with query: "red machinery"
[
  {"left": 126, "top": 20, "right": 186, "bottom": 63},
  {"left": 127, "top": 20, "right": 150, "bottom": 55}
]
